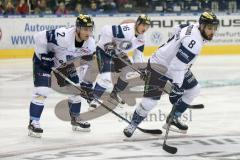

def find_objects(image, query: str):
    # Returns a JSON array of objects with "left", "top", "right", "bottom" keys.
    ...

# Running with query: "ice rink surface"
[{"left": 0, "top": 55, "right": 240, "bottom": 160}]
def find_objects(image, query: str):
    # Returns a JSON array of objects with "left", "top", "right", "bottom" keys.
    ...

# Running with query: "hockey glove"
[
  {"left": 169, "top": 84, "right": 184, "bottom": 104},
  {"left": 54, "top": 63, "right": 79, "bottom": 87},
  {"left": 39, "top": 52, "right": 54, "bottom": 73},
  {"left": 104, "top": 42, "right": 116, "bottom": 56},
  {"left": 80, "top": 82, "right": 93, "bottom": 102}
]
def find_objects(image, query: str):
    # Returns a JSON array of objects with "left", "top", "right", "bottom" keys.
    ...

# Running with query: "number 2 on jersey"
[{"left": 57, "top": 32, "right": 65, "bottom": 37}]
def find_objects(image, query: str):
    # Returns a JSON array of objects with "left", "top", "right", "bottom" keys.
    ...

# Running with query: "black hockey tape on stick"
[{"left": 188, "top": 104, "right": 204, "bottom": 109}]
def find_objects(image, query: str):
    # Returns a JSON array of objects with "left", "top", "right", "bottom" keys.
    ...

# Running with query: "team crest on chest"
[{"left": 119, "top": 40, "right": 132, "bottom": 50}]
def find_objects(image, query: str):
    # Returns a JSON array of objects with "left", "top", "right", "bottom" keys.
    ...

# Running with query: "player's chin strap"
[{"left": 51, "top": 67, "right": 163, "bottom": 135}]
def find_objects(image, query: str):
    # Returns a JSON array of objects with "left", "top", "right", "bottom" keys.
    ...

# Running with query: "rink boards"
[{"left": 0, "top": 14, "right": 240, "bottom": 58}]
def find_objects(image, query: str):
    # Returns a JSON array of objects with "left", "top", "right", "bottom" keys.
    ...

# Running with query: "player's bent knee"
[
  {"left": 34, "top": 87, "right": 52, "bottom": 97},
  {"left": 182, "top": 84, "right": 200, "bottom": 104},
  {"left": 136, "top": 98, "right": 158, "bottom": 117},
  {"left": 97, "top": 72, "right": 113, "bottom": 89},
  {"left": 78, "top": 64, "right": 88, "bottom": 82},
  {"left": 150, "top": 63, "right": 168, "bottom": 75},
  {"left": 68, "top": 95, "right": 82, "bottom": 103},
  {"left": 32, "top": 87, "right": 52, "bottom": 105}
]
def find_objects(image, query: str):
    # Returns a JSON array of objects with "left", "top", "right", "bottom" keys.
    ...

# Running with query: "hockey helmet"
[
  {"left": 199, "top": 11, "right": 219, "bottom": 40},
  {"left": 136, "top": 14, "right": 151, "bottom": 25},
  {"left": 199, "top": 11, "right": 219, "bottom": 26},
  {"left": 76, "top": 14, "right": 94, "bottom": 28}
]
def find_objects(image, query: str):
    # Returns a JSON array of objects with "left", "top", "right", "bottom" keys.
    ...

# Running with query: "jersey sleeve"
[
  {"left": 171, "top": 24, "right": 189, "bottom": 36},
  {"left": 97, "top": 25, "right": 114, "bottom": 49},
  {"left": 112, "top": 24, "right": 125, "bottom": 39},
  {"left": 88, "top": 37, "right": 96, "bottom": 54},
  {"left": 133, "top": 45, "right": 144, "bottom": 63},
  {"left": 112, "top": 23, "right": 135, "bottom": 39},
  {"left": 34, "top": 30, "right": 48, "bottom": 56},
  {"left": 119, "top": 23, "right": 135, "bottom": 39}
]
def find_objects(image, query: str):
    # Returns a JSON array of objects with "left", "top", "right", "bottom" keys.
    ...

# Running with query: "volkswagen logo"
[{"left": 150, "top": 31, "right": 162, "bottom": 45}]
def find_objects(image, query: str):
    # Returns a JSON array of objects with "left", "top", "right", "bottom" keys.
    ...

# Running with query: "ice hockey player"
[
  {"left": 28, "top": 14, "right": 95, "bottom": 138},
  {"left": 89, "top": 14, "right": 151, "bottom": 110},
  {"left": 123, "top": 11, "right": 220, "bottom": 137}
]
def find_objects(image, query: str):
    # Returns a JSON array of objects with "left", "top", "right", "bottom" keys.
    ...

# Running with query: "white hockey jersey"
[
  {"left": 34, "top": 27, "right": 96, "bottom": 67},
  {"left": 97, "top": 23, "right": 145, "bottom": 62},
  {"left": 150, "top": 23, "right": 206, "bottom": 85}
]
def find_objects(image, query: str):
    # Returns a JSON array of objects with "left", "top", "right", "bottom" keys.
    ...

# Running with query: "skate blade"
[
  {"left": 72, "top": 126, "right": 91, "bottom": 132},
  {"left": 28, "top": 130, "right": 42, "bottom": 138},
  {"left": 162, "top": 124, "right": 187, "bottom": 134}
]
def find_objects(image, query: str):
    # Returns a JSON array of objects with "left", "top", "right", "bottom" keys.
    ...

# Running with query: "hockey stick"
[
  {"left": 113, "top": 55, "right": 203, "bottom": 152},
  {"left": 52, "top": 68, "right": 162, "bottom": 135},
  {"left": 112, "top": 54, "right": 144, "bottom": 75},
  {"left": 112, "top": 54, "right": 172, "bottom": 94},
  {"left": 162, "top": 104, "right": 204, "bottom": 154},
  {"left": 161, "top": 104, "right": 203, "bottom": 154},
  {"left": 113, "top": 55, "right": 206, "bottom": 110},
  {"left": 162, "top": 106, "right": 178, "bottom": 154},
  {"left": 114, "top": 55, "right": 204, "bottom": 149},
  {"left": 188, "top": 104, "right": 204, "bottom": 109}
]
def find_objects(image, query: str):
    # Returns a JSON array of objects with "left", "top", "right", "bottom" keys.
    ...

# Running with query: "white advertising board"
[{"left": 0, "top": 15, "right": 240, "bottom": 50}]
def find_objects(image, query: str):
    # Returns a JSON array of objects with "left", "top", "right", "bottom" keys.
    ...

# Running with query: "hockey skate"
[
  {"left": 88, "top": 99, "right": 101, "bottom": 111},
  {"left": 110, "top": 90, "right": 125, "bottom": 104},
  {"left": 71, "top": 116, "right": 91, "bottom": 132},
  {"left": 28, "top": 120, "right": 43, "bottom": 138},
  {"left": 123, "top": 124, "right": 137, "bottom": 138},
  {"left": 162, "top": 115, "right": 188, "bottom": 134}
]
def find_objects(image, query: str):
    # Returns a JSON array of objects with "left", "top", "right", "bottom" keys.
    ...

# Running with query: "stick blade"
[
  {"left": 139, "top": 128, "right": 162, "bottom": 134},
  {"left": 163, "top": 144, "right": 177, "bottom": 154},
  {"left": 188, "top": 104, "right": 204, "bottom": 109}
]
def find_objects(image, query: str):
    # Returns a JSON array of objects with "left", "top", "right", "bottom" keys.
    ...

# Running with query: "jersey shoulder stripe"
[
  {"left": 112, "top": 25, "right": 124, "bottom": 38},
  {"left": 185, "top": 25, "right": 194, "bottom": 36},
  {"left": 176, "top": 43, "right": 196, "bottom": 64},
  {"left": 137, "top": 45, "right": 144, "bottom": 52},
  {"left": 179, "top": 24, "right": 189, "bottom": 29},
  {"left": 46, "top": 29, "right": 58, "bottom": 45}
]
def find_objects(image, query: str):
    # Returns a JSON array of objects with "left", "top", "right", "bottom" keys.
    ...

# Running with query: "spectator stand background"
[{"left": 0, "top": 0, "right": 239, "bottom": 16}]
